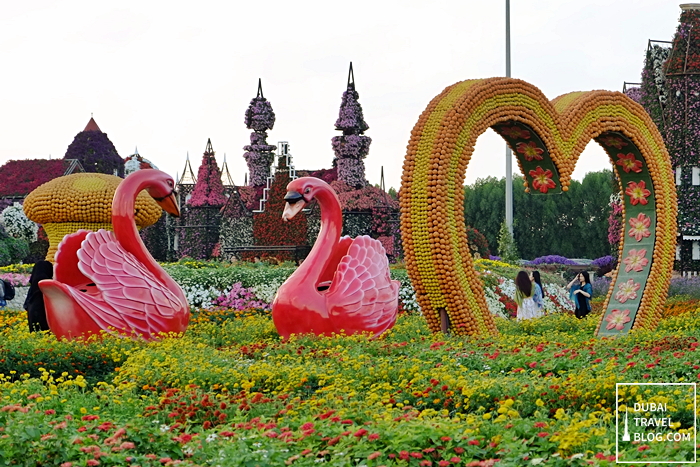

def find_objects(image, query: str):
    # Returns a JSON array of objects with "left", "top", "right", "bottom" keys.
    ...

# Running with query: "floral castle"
[
  {"left": 625, "top": 4, "right": 700, "bottom": 275},
  {"left": 166, "top": 65, "right": 399, "bottom": 262}
]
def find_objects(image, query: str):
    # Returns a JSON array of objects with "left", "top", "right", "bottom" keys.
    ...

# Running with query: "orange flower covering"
[{"left": 400, "top": 78, "right": 676, "bottom": 337}]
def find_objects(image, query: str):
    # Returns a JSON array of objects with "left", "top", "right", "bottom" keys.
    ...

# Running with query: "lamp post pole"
[{"left": 505, "top": 0, "right": 513, "bottom": 235}]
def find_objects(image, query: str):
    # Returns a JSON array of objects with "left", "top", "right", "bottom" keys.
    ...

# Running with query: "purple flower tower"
[
  {"left": 332, "top": 63, "right": 371, "bottom": 188},
  {"left": 243, "top": 79, "right": 277, "bottom": 186}
]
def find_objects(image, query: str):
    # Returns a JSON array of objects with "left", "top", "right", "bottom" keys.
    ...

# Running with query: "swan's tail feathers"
[
  {"left": 39, "top": 280, "right": 104, "bottom": 340},
  {"left": 375, "top": 279, "right": 400, "bottom": 335},
  {"left": 54, "top": 230, "right": 92, "bottom": 287}
]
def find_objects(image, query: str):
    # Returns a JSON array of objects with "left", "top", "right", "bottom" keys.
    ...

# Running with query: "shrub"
[
  {"left": 0, "top": 202, "right": 38, "bottom": 243},
  {"left": 465, "top": 225, "right": 490, "bottom": 258},
  {"left": 527, "top": 255, "right": 577, "bottom": 266},
  {"left": 0, "top": 241, "right": 11, "bottom": 266},
  {"left": 4, "top": 237, "right": 29, "bottom": 264}
]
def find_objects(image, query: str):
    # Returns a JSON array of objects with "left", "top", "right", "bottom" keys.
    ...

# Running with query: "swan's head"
[
  {"left": 282, "top": 177, "right": 328, "bottom": 221},
  {"left": 145, "top": 171, "right": 180, "bottom": 217}
]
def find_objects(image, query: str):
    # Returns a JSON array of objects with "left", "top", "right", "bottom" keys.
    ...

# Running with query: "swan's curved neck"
[
  {"left": 296, "top": 186, "right": 343, "bottom": 285},
  {"left": 111, "top": 172, "right": 181, "bottom": 300}
]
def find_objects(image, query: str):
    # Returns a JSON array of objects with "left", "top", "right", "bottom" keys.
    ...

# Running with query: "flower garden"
[
  {"left": 0, "top": 259, "right": 698, "bottom": 466},
  {"left": 1, "top": 13, "right": 699, "bottom": 463}
]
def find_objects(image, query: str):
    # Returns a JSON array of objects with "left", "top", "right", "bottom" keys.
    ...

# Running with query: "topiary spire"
[
  {"left": 243, "top": 79, "right": 277, "bottom": 186},
  {"left": 332, "top": 63, "right": 371, "bottom": 188},
  {"left": 65, "top": 117, "right": 123, "bottom": 176},
  {"left": 188, "top": 139, "right": 227, "bottom": 207}
]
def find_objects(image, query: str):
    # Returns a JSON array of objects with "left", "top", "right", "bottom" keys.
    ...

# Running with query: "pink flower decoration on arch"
[
  {"left": 623, "top": 248, "right": 649, "bottom": 273},
  {"left": 529, "top": 167, "right": 557, "bottom": 193},
  {"left": 625, "top": 181, "right": 651, "bottom": 206},
  {"left": 499, "top": 126, "right": 531, "bottom": 140},
  {"left": 616, "top": 153, "right": 643, "bottom": 173},
  {"left": 615, "top": 279, "right": 641, "bottom": 304},
  {"left": 628, "top": 213, "right": 651, "bottom": 242},
  {"left": 599, "top": 135, "right": 628, "bottom": 149},
  {"left": 605, "top": 309, "right": 631, "bottom": 331},
  {"left": 516, "top": 141, "right": 544, "bottom": 161}
]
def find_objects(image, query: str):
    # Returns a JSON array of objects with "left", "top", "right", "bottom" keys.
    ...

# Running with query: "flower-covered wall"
[
  {"left": 219, "top": 189, "right": 254, "bottom": 257},
  {"left": 252, "top": 156, "right": 307, "bottom": 261},
  {"left": 637, "top": 6, "right": 700, "bottom": 272}
]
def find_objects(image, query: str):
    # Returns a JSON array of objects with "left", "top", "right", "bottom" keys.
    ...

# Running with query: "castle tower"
[
  {"left": 243, "top": 79, "right": 277, "bottom": 186},
  {"left": 64, "top": 116, "right": 123, "bottom": 176},
  {"left": 332, "top": 62, "right": 371, "bottom": 188}
]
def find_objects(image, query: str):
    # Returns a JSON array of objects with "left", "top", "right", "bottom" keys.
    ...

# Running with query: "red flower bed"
[{"left": 0, "top": 159, "right": 67, "bottom": 197}]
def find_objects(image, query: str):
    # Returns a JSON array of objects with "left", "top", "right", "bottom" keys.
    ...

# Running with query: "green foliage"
[
  {"left": 464, "top": 171, "right": 615, "bottom": 259},
  {"left": 0, "top": 237, "right": 29, "bottom": 265},
  {"left": 497, "top": 220, "right": 519, "bottom": 262},
  {"left": 4, "top": 237, "right": 29, "bottom": 264},
  {"left": 463, "top": 176, "right": 505, "bottom": 251},
  {"left": 0, "top": 241, "right": 10, "bottom": 266}
]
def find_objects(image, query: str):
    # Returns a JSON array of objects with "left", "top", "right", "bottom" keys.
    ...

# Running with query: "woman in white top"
[{"left": 514, "top": 270, "right": 540, "bottom": 321}]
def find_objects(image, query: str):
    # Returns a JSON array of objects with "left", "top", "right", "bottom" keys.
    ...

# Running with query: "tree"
[
  {"left": 497, "top": 220, "right": 519, "bottom": 262},
  {"left": 463, "top": 170, "right": 614, "bottom": 260},
  {"left": 463, "top": 176, "right": 505, "bottom": 251}
]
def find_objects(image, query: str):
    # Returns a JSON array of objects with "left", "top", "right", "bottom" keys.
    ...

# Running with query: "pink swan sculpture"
[
  {"left": 39, "top": 170, "right": 190, "bottom": 340},
  {"left": 272, "top": 177, "right": 399, "bottom": 339}
]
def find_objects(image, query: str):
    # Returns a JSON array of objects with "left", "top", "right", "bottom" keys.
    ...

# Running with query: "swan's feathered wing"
[
  {"left": 54, "top": 229, "right": 92, "bottom": 287},
  {"left": 73, "top": 229, "right": 185, "bottom": 335},
  {"left": 325, "top": 235, "right": 399, "bottom": 337}
]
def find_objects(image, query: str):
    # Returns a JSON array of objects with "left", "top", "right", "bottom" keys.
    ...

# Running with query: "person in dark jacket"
[
  {"left": 24, "top": 261, "right": 53, "bottom": 332},
  {"left": 567, "top": 271, "right": 592, "bottom": 319}
]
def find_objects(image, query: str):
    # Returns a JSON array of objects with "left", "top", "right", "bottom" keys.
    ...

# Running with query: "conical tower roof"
[
  {"left": 188, "top": 139, "right": 227, "bottom": 207},
  {"left": 179, "top": 152, "right": 197, "bottom": 185},
  {"left": 84, "top": 117, "right": 101, "bottom": 132},
  {"left": 220, "top": 153, "right": 235, "bottom": 187}
]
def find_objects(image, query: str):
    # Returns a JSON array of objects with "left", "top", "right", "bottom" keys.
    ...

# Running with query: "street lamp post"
[{"left": 505, "top": 0, "right": 513, "bottom": 236}]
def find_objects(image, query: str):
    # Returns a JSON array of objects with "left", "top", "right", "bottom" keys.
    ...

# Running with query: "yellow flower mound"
[{"left": 23, "top": 173, "right": 162, "bottom": 261}]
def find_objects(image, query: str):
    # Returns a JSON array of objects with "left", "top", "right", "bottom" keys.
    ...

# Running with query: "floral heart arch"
[{"left": 399, "top": 78, "right": 677, "bottom": 337}]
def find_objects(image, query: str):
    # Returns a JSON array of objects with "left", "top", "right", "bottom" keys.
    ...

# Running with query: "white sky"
[{"left": 0, "top": 0, "right": 683, "bottom": 191}]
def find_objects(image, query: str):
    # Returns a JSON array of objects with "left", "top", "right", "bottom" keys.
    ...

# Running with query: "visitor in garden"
[
  {"left": 567, "top": 271, "right": 592, "bottom": 319},
  {"left": 531, "top": 270, "right": 544, "bottom": 314},
  {"left": 24, "top": 260, "right": 53, "bottom": 332},
  {"left": 0, "top": 280, "right": 5, "bottom": 308},
  {"left": 514, "top": 271, "right": 541, "bottom": 321}
]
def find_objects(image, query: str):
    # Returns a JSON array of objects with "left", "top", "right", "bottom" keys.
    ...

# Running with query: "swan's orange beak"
[
  {"left": 155, "top": 191, "right": 180, "bottom": 217},
  {"left": 282, "top": 191, "right": 305, "bottom": 221}
]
